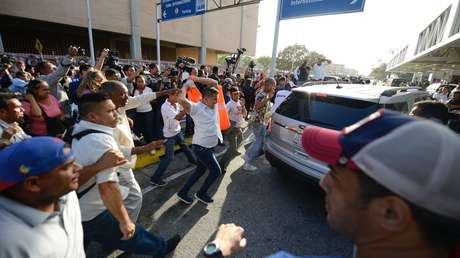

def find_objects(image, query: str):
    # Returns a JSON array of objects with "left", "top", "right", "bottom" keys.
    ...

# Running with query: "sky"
[{"left": 255, "top": 0, "right": 453, "bottom": 75}]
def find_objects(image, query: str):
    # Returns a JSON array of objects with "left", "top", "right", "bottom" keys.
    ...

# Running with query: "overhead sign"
[
  {"left": 161, "top": 0, "right": 206, "bottom": 21},
  {"left": 280, "top": 0, "right": 366, "bottom": 20}
]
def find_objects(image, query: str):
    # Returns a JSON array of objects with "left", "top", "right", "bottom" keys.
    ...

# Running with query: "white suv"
[{"left": 264, "top": 84, "right": 429, "bottom": 181}]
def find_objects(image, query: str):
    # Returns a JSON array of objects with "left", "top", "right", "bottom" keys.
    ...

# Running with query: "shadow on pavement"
[{"left": 199, "top": 154, "right": 353, "bottom": 258}]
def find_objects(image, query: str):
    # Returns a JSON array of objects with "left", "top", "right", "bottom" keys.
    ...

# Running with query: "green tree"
[
  {"left": 276, "top": 44, "right": 309, "bottom": 71},
  {"left": 256, "top": 56, "right": 272, "bottom": 70},
  {"left": 369, "top": 63, "right": 388, "bottom": 81}
]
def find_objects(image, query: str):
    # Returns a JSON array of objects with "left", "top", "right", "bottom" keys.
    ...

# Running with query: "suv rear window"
[{"left": 276, "top": 91, "right": 379, "bottom": 129}]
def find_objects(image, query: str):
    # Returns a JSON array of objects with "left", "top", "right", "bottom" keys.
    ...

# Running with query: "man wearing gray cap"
[{"left": 205, "top": 110, "right": 460, "bottom": 258}]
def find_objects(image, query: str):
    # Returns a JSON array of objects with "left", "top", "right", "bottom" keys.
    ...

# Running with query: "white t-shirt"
[
  {"left": 190, "top": 102, "right": 222, "bottom": 148},
  {"left": 161, "top": 100, "right": 183, "bottom": 138},
  {"left": 72, "top": 120, "right": 129, "bottom": 222},
  {"left": 312, "top": 63, "right": 326, "bottom": 80},
  {"left": 226, "top": 100, "right": 245, "bottom": 128},
  {"left": 271, "top": 90, "right": 291, "bottom": 113},
  {"left": 133, "top": 87, "right": 153, "bottom": 113}
]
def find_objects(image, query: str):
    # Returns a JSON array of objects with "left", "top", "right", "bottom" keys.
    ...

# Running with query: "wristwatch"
[{"left": 203, "top": 241, "right": 223, "bottom": 257}]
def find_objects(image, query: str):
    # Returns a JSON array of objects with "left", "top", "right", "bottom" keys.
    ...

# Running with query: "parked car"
[{"left": 264, "top": 84, "right": 429, "bottom": 181}]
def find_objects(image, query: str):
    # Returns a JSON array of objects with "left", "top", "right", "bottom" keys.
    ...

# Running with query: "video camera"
[
  {"left": 0, "top": 55, "right": 16, "bottom": 72},
  {"left": 105, "top": 49, "right": 123, "bottom": 75},
  {"left": 175, "top": 56, "right": 196, "bottom": 74},
  {"left": 225, "top": 48, "right": 246, "bottom": 75}
]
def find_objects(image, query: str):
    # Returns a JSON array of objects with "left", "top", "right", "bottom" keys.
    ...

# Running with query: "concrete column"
[
  {"left": 239, "top": 6, "right": 244, "bottom": 49},
  {"left": 130, "top": 0, "right": 142, "bottom": 60},
  {"left": 199, "top": 13, "right": 207, "bottom": 65},
  {"left": 0, "top": 33, "right": 4, "bottom": 53}
]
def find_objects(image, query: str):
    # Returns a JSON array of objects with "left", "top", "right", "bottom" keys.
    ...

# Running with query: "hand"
[
  {"left": 119, "top": 220, "right": 136, "bottom": 240},
  {"left": 127, "top": 117, "right": 134, "bottom": 129},
  {"left": 1, "top": 127, "right": 20, "bottom": 140},
  {"left": 99, "top": 48, "right": 109, "bottom": 59},
  {"left": 68, "top": 46, "right": 79, "bottom": 57},
  {"left": 144, "top": 139, "right": 166, "bottom": 152},
  {"left": 24, "top": 93, "right": 35, "bottom": 102},
  {"left": 239, "top": 98, "right": 246, "bottom": 107},
  {"left": 214, "top": 224, "right": 247, "bottom": 257},
  {"left": 97, "top": 149, "right": 128, "bottom": 171}
]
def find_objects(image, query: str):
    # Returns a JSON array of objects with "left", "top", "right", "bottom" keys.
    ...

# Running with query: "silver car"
[{"left": 264, "top": 84, "right": 429, "bottom": 181}]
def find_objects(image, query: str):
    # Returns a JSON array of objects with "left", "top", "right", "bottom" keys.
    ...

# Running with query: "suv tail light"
[{"left": 267, "top": 118, "right": 272, "bottom": 133}]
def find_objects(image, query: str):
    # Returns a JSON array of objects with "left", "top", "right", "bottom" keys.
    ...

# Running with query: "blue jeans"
[
  {"left": 134, "top": 111, "right": 154, "bottom": 143},
  {"left": 82, "top": 210, "right": 166, "bottom": 257},
  {"left": 151, "top": 133, "right": 196, "bottom": 181},
  {"left": 178, "top": 145, "right": 222, "bottom": 196},
  {"left": 245, "top": 123, "right": 266, "bottom": 163}
]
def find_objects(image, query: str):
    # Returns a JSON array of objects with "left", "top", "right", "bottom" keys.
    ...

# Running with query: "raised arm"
[
  {"left": 178, "top": 93, "right": 192, "bottom": 114},
  {"left": 95, "top": 49, "right": 109, "bottom": 71}
]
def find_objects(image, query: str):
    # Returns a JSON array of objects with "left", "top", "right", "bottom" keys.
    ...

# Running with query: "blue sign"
[
  {"left": 280, "top": 0, "right": 365, "bottom": 20},
  {"left": 161, "top": 0, "right": 206, "bottom": 21}
]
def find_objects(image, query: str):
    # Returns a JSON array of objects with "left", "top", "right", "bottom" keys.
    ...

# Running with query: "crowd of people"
[{"left": 0, "top": 47, "right": 459, "bottom": 258}]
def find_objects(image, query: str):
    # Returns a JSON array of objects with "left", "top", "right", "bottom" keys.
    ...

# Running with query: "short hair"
[
  {"left": 104, "top": 68, "right": 118, "bottom": 78},
  {"left": 0, "top": 95, "right": 14, "bottom": 110},
  {"left": 36, "top": 61, "right": 49, "bottom": 73},
  {"left": 27, "top": 79, "right": 47, "bottom": 96},
  {"left": 200, "top": 65, "right": 206, "bottom": 70},
  {"left": 122, "top": 64, "right": 134, "bottom": 72},
  {"left": 265, "top": 78, "right": 276, "bottom": 86},
  {"left": 212, "top": 66, "right": 219, "bottom": 74},
  {"left": 355, "top": 171, "right": 460, "bottom": 253},
  {"left": 278, "top": 76, "right": 286, "bottom": 82},
  {"left": 202, "top": 87, "right": 219, "bottom": 98},
  {"left": 148, "top": 63, "right": 158, "bottom": 70},
  {"left": 15, "top": 71, "right": 26, "bottom": 79},
  {"left": 99, "top": 80, "right": 125, "bottom": 96},
  {"left": 78, "top": 93, "right": 110, "bottom": 118},
  {"left": 79, "top": 63, "right": 91, "bottom": 74},
  {"left": 413, "top": 100, "right": 449, "bottom": 125}
]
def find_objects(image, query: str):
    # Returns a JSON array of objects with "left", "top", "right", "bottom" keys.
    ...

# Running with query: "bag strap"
[
  {"left": 73, "top": 129, "right": 110, "bottom": 199},
  {"left": 73, "top": 129, "right": 109, "bottom": 140}
]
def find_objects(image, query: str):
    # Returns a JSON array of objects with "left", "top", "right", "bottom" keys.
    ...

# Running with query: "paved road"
[{"left": 92, "top": 146, "right": 353, "bottom": 258}]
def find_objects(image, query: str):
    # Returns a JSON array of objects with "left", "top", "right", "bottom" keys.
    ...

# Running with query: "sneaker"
[
  {"left": 243, "top": 163, "right": 258, "bottom": 171},
  {"left": 177, "top": 193, "right": 193, "bottom": 204},
  {"left": 165, "top": 234, "right": 181, "bottom": 254},
  {"left": 194, "top": 192, "right": 214, "bottom": 204},
  {"left": 149, "top": 179, "right": 167, "bottom": 187}
]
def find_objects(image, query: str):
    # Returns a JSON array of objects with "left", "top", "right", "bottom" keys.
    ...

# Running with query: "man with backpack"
[{"left": 71, "top": 93, "right": 180, "bottom": 256}]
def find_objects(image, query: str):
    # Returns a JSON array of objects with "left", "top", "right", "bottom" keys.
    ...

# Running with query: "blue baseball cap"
[
  {"left": 302, "top": 109, "right": 460, "bottom": 221},
  {"left": 0, "top": 137, "right": 74, "bottom": 191}
]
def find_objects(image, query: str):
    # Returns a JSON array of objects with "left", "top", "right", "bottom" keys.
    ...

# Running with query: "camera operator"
[{"left": 37, "top": 46, "right": 79, "bottom": 118}]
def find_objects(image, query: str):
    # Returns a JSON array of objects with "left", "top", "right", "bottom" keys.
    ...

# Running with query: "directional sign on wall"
[
  {"left": 280, "top": 0, "right": 366, "bottom": 20},
  {"left": 161, "top": 0, "right": 206, "bottom": 21}
]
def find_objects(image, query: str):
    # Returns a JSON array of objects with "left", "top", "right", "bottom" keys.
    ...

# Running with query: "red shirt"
[{"left": 23, "top": 95, "right": 62, "bottom": 136}]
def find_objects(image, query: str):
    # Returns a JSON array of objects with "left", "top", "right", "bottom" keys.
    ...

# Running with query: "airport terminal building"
[
  {"left": 387, "top": 0, "right": 460, "bottom": 83},
  {"left": 0, "top": 0, "right": 259, "bottom": 64}
]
